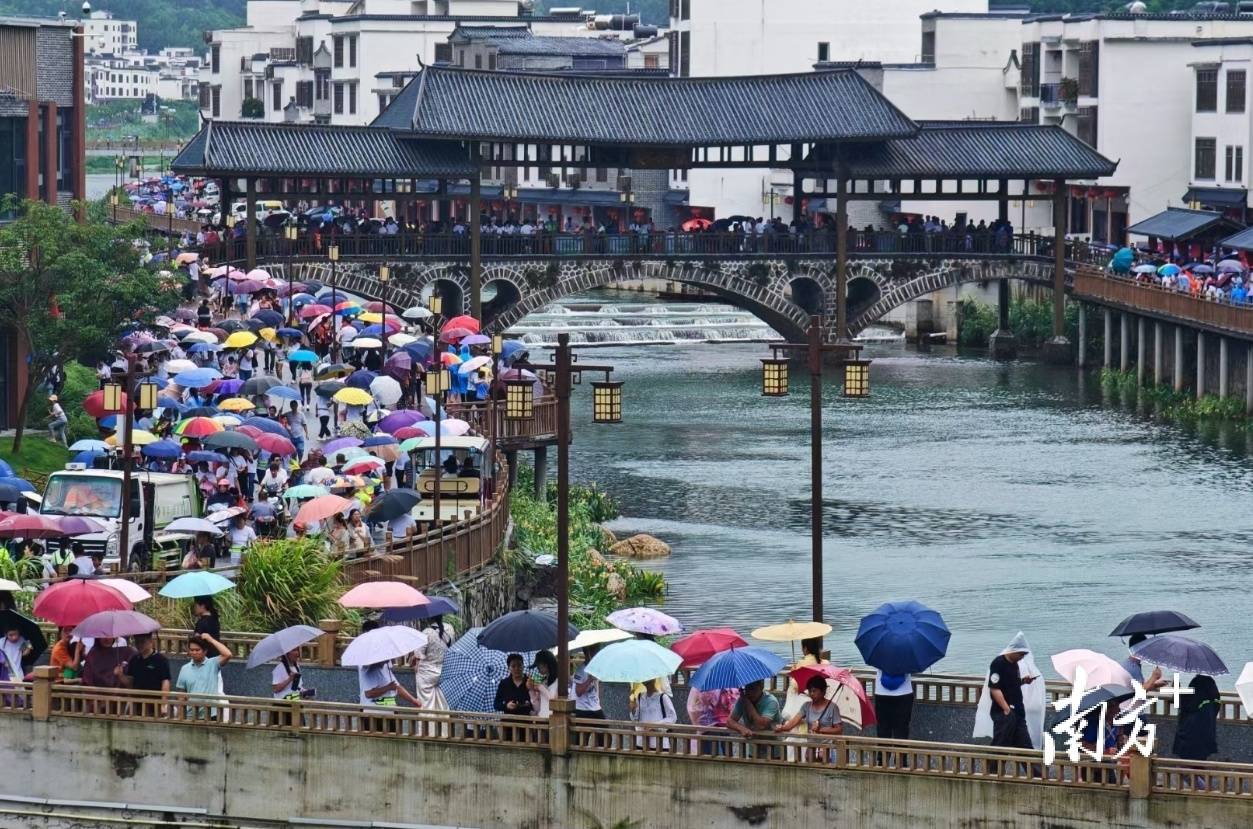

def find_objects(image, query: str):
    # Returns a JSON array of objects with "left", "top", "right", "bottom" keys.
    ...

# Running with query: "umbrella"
[
  {"left": 0, "top": 514, "right": 67, "bottom": 539},
  {"left": 294, "top": 494, "right": 356, "bottom": 526},
  {"left": 50, "top": 516, "right": 108, "bottom": 536},
  {"left": 252, "top": 309, "right": 284, "bottom": 327},
  {"left": 333, "top": 387, "right": 373, "bottom": 406},
  {"left": 106, "top": 429, "right": 158, "bottom": 447},
  {"left": 0, "top": 579, "right": 21, "bottom": 591},
  {"left": 401, "top": 306, "right": 433, "bottom": 320},
  {"left": 854, "top": 600, "right": 950, "bottom": 675},
  {"left": 73, "top": 609, "right": 160, "bottom": 639},
  {"left": 322, "top": 436, "right": 363, "bottom": 455},
  {"left": 751, "top": 620, "right": 832, "bottom": 642},
  {"left": 176, "top": 416, "right": 223, "bottom": 438},
  {"left": 441, "top": 629, "right": 534, "bottom": 712},
  {"left": 288, "top": 349, "right": 318, "bottom": 363},
  {"left": 165, "top": 516, "right": 225, "bottom": 536},
  {"left": 377, "top": 411, "right": 425, "bottom": 434},
  {"left": 672, "top": 628, "right": 748, "bottom": 668},
  {"left": 204, "top": 431, "right": 258, "bottom": 452},
  {"left": 69, "top": 439, "right": 110, "bottom": 452},
  {"left": 790, "top": 664, "right": 877, "bottom": 728},
  {"left": 33, "top": 579, "right": 131, "bottom": 625},
  {"left": 83, "top": 389, "right": 126, "bottom": 418},
  {"left": 478, "top": 609, "right": 577, "bottom": 652},
  {"left": 186, "top": 450, "right": 229, "bottom": 465},
  {"left": 183, "top": 406, "right": 220, "bottom": 418},
  {"left": 224, "top": 331, "right": 258, "bottom": 349},
  {"left": 380, "top": 596, "right": 460, "bottom": 623},
  {"left": 370, "top": 376, "right": 403, "bottom": 406},
  {"left": 94, "top": 578, "right": 152, "bottom": 603},
  {"left": 457, "top": 356, "right": 492, "bottom": 375},
  {"left": 140, "top": 439, "right": 183, "bottom": 460},
  {"left": 173, "top": 368, "right": 223, "bottom": 389},
  {"left": 367, "top": 488, "right": 422, "bottom": 523},
  {"left": 606, "top": 607, "right": 682, "bottom": 636},
  {"left": 242, "top": 376, "right": 283, "bottom": 396},
  {"left": 1109, "top": 610, "right": 1200, "bottom": 637},
  {"left": 277, "top": 327, "right": 305, "bottom": 340},
  {"left": 284, "top": 484, "right": 329, "bottom": 500},
  {"left": 462, "top": 334, "right": 491, "bottom": 347},
  {"left": 299, "top": 304, "right": 333, "bottom": 319},
  {"left": 682, "top": 217, "right": 713, "bottom": 231},
  {"left": 242, "top": 416, "right": 291, "bottom": 436},
  {"left": 585, "top": 639, "right": 682, "bottom": 683},
  {"left": 1131, "top": 634, "right": 1228, "bottom": 676},
  {"left": 442, "top": 315, "right": 481, "bottom": 335},
  {"left": 268, "top": 386, "right": 301, "bottom": 401},
  {"left": 245, "top": 624, "right": 323, "bottom": 669},
  {"left": 341, "top": 626, "right": 428, "bottom": 667},
  {"left": 1217, "top": 259, "right": 1247, "bottom": 273},
  {"left": 0, "top": 609, "right": 46, "bottom": 662},
  {"left": 339, "top": 580, "right": 428, "bottom": 609},
  {"left": 205, "top": 506, "right": 247, "bottom": 524},
  {"left": 343, "top": 457, "right": 385, "bottom": 475},
  {"left": 315, "top": 363, "right": 352, "bottom": 380},
  {"left": 564, "top": 628, "right": 633, "bottom": 651},
  {"left": 1237, "top": 663, "right": 1253, "bottom": 716},
  {"left": 414, "top": 418, "right": 471, "bottom": 438},
  {"left": 1158, "top": 263, "right": 1181, "bottom": 276},
  {"left": 345, "top": 369, "right": 378, "bottom": 390},
  {"left": 690, "top": 646, "right": 787, "bottom": 691},
  {"left": 349, "top": 337, "right": 383, "bottom": 350},
  {"left": 255, "top": 433, "right": 296, "bottom": 456},
  {"left": 217, "top": 397, "right": 256, "bottom": 413},
  {"left": 157, "top": 570, "right": 235, "bottom": 599},
  {"left": 1051, "top": 649, "right": 1134, "bottom": 689}
]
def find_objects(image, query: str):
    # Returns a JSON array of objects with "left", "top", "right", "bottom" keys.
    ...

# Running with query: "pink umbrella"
[
  {"left": 73, "top": 610, "right": 160, "bottom": 639},
  {"left": 95, "top": 578, "right": 152, "bottom": 603},
  {"left": 415, "top": 418, "right": 471, "bottom": 437},
  {"left": 1050, "top": 649, "right": 1133, "bottom": 690},
  {"left": 255, "top": 433, "right": 296, "bottom": 456},
  {"left": 0, "top": 514, "right": 67, "bottom": 539},
  {"left": 606, "top": 607, "right": 683, "bottom": 636},
  {"left": 338, "top": 581, "right": 429, "bottom": 609},
  {"left": 33, "top": 579, "right": 132, "bottom": 626},
  {"left": 791, "top": 664, "right": 877, "bottom": 728},
  {"left": 342, "top": 457, "right": 385, "bottom": 475}
]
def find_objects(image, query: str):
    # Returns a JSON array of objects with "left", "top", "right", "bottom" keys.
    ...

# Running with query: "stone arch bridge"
[{"left": 273, "top": 252, "right": 1077, "bottom": 344}]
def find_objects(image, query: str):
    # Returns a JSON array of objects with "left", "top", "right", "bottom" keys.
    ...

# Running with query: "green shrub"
[{"left": 234, "top": 537, "right": 346, "bottom": 630}]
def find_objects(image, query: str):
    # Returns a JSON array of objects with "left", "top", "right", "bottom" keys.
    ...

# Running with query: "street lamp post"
[
  {"left": 105, "top": 363, "right": 158, "bottom": 572},
  {"left": 428, "top": 365, "right": 449, "bottom": 526},
  {"left": 284, "top": 225, "right": 298, "bottom": 324},
  {"left": 378, "top": 265, "right": 390, "bottom": 362},
  {"left": 761, "top": 314, "right": 868, "bottom": 623},
  {"left": 328, "top": 243, "right": 340, "bottom": 359}
]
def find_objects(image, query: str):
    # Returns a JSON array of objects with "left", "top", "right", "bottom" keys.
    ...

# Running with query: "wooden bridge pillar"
[
  {"left": 1041, "top": 177, "right": 1071, "bottom": 364},
  {"left": 245, "top": 177, "right": 257, "bottom": 271},
  {"left": 1076, "top": 304, "right": 1087, "bottom": 368},
  {"left": 533, "top": 445, "right": 548, "bottom": 501},
  {"left": 1103, "top": 309, "right": 1113, "bottom": 369},
  {"left": 989, "top": 280, "right": 1016, "bottom": 360}
]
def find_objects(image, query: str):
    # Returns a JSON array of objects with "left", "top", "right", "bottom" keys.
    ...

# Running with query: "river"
[{"left": 523, "top": 291, "right": 1253, "bottom": 681}]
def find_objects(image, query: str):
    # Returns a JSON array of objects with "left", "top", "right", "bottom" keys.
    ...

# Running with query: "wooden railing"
[
  {"left": 1074, "top": 268, "right": 1253, "bottom": 337},
  {"left": 450, "top": 397, "right": 559, "bottom": 446},
  {"left": 108, "top": 204, "right": 203, "bottom": 236}
]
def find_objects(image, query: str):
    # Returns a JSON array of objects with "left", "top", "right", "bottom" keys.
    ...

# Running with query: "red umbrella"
[
  {"left": 671, "top": 627, "right": 748, "bottom": 668},
  {"left": 83, "top": 389, "right": 126, "bottom": 418},
  {"left": 299, "top": 304, "right": 333, "bottom": 319},
  {"left": 236, "top": 425, "right": 265, "bottom": 439},
  {"left": 33, "top": 578, "right": 132, "bottom": 626},
  {"left": 176, "top": 416, "right": 222, "bottom": 438},
  {"left": 255, "top": 433, "right": 296, "bottom": 456},
  {"left": 441, "top": 315, "right": 480, "bottom": 334},
  {"left": 790, "top": 664, "right": 877, "bottom": 729},
  {"left": 0, "top": 514, "right": 67, "bottom": 539},
  {"left": 393, "top": 425, "right": 425, "bottom": 441}
]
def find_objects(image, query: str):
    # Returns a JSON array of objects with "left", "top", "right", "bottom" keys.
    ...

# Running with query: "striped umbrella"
[{"left": 440, "top": 628, "right": 535, "bottom": 713}]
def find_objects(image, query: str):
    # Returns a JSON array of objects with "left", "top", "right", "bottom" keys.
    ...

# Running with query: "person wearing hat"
[
  {"left": 985, "top": 633, "right": 1038, "bottom": 749},
  {"left": 47, "top": 395, "right": 68, "bottom": 447}
]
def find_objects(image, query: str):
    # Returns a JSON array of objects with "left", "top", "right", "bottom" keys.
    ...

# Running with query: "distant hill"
[{"left": 0, "top": 0, "right": 245, "bottom": 51}]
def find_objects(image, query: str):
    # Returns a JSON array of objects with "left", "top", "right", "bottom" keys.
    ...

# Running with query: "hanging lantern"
[
  {"left": 102, "top": 382, "right": 125, "bottom": 412},
  {"left": 426, "top": 368, "right": 451, "bottom": 395},
  {"left": 136, "top": 382, "right": 160, "bottom": 411},
  {"left": 760, "top": 357, "right": 789, "bottom": 397},
  {"left": 504, "top": 378, "right": 534, "bottom": 421},
  {"left": 591, "top": 380, "right": 623, "bottom": 424},
  {"left": 491, "top": 333, "right": 504, "bottom": 355},
  {"left": 428, "top": 293, "right": 443, "bottom": 316},
  {"left": 327, "top": 243, "right": 339, "bottom": 262},
  {"left": 843, "top": 359, "right": 871, "bottom": 398}
]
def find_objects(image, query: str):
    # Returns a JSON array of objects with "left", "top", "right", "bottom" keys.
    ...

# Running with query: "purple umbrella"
[
  {"left": 606, "top": 607, "right": 683, "bottom": 636},
  {"left": 52, "top": 516, "right": 108, "bottom": 536},
  {"left": 462, "top": 333, "right": 491, "bottom": 346},
  {"left": 377, "top": 410, "right": 426, "bottom": 434},
  {"left": 322, "top": 436, "right": 363, "bottom": 455},
  {"left": 229, "top": 279, "right": 265, "bottom": 294},
  {"left": 73, "top": 610, "right": 160, "bottom": 639},
  {"left": 217, "top": 379, "right": 244, "bottom": 395}
]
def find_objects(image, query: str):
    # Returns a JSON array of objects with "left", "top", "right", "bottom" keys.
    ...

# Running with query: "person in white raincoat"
[{"left": 973, "top": 631, "right": 1046, "bottom": 749}]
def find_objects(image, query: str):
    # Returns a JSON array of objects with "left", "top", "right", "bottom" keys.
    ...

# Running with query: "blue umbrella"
[
  {"left": 1131, "top": 634, "right": 1228, "bottom": 676},
  {"left": 290, "top": 293, "right": 316, "bottom": 307},
  {"left": 276, "top": 327, "right": 304, "bottom": 339},
  {"left": 182, "top": 406, "right": 219, "bottom": 418},
  {"left": 690, "top": 646, "right": 786, "bottom": 691},
  {"left": 267, "top": 386, "right": 301, "bottom": 401},
  {"left": 0, "top": 476, "right": 35, "bottom": 493},
  {"left": 187, "top": 450, "right": 229, "bottom": 464},
  {"left": 140, "top": 439, "right": 182, "bottom": 460},
  {"left": 477, "top": 609, "right": 577, "bottom": 652},
  {"left": 440, "top": 628, "right": 535, "bottom": 712},
  {"left": 242, "top": 416, "right": 290, "bottom": 436},
  {"left": 500, "top": 340, "right": 528, "bottom": 365},
  {"left": 362, "top": 434, "right": 398, "bottom": 447},
  {"left": 0, "top": 459, "right": 13, "bottom": 477},
  {"left": 158, "top": 570, "right": 235, "bottom": 599},
  {"left": 186, "top": 342, "right": 222, "bottom": 355},
  {"left": 585, "top": 639, "right": 683, "bottom": 683},
  {"left": 379, "top": 596, "right": 460, "bottom": 623},
  {"left": 252, "top": 309, "right": 284, "bottom": 326},
  {"left": 855, "top": 600, "right": 951, "bottom": 675},
  {"left": 71, "top": 449, "right": 106, "bottom": 465},
  {"left": 345, "top": 369, "right": 378, "bottom": 390},
  {"left": 402, "top": 341, "right": 433, "bottom": 361},
  {"left": 174, "top": 368, "right": 223, "bottom": 389},
  {"left": 99, "top": 414, "right": 119, "bottom": 429},
  {"left": 1158, "top": 263, "right": 1181, "bottom": 277},
  {"left": 287, "top": 349, "right": 318, "bottom": 363}
]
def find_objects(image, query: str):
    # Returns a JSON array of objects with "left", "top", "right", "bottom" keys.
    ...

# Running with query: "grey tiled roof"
[
  {"left": 1219, "top": 226, "right": 1253, "bottom": 251},
  {"left": 1127, "top": 208, "right": 1236, "bottom": 241},
  {"left": 171, "top": 121, "right": 476, "bottom": 177},
  {"left": 839, "top": 122, "right": 1118, "bottom": 180},
  {"left": 390, "top": 65, "right": 918, "bottom": 145},
  {"left": 495, "top": 36, "right": 625, "bottom": 57},
  {"left": 451, "top": 24, "right": 531, "bottom": 41}
]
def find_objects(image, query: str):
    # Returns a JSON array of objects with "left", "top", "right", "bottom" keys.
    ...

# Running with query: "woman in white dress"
[{"left": 411, "top": 623, "right": 449, "bottom": 711}]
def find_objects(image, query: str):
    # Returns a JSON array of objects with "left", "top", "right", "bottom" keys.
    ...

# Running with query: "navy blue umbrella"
[
  {"left": 690, "top": 646, "right": 786, "bottom": 691},
  {"left": 1131, "top": 634, "right": 1228, "bottom": 676},
  {"left": 345, "top": 369, "right": 378, "bottom": 390},
  {"left": 182, "top": 406, "right": 219, "bottom": 418},
  {"left": 0, "top": 460, "right": 13, "bottom": 478},
  {"left": 276, "top": 327, "right": 304, "bottom": 339},
  {"left": 141, "top": 439, "right": 183, "bottom": 460},
  {"left": 187, "top": 450, "right": 229, "bottom": 465},
  {"left": 252, "top": 309, "right": 284, "bottom": 327},
  {"left": 70, "top": 450, "right": 105, "bottom": 467},
  {"left": 1109, "top": 611, "right": 1199, "bottom": 637},
  {"left": 855, "top": 600, "right": 951, "bottom": 675},
  {"left": 380, "top": 596, "right": 460, "bottom": 623},
  {"left": 367, "top": 488, "right": 421, "bottom": 523},
  {"left": 0, "top": 476, "right": 35, "bottom": 493},
  {"left": 477, "top": 610, "right": 577, "bottom": 652}
]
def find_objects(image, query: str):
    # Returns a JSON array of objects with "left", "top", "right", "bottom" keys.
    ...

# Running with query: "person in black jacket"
[{"left": 1174, "top": 674, "right": 1221, "bottom": 761}]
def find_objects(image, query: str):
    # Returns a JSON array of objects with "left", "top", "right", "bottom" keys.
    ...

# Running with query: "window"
[
  {"left": 596, "top": 167, "right": 608, "bottom": 182},
  {"left": 1019, "top": 106, "right": 1039, "bottom": 124},
  {"left": 296, "top": 37, "right": 313, "bottom": 65},
  {"left": 680, "top": 0, "right": 689, "bottom": 19},
  {"left": 644, "top": 53, "right": 659, "bottom": 69},
  {"left": 1226, "top": 145, "right": 1244, "bottom": 182},
  {"left": 296, "top": 80, "right": 313, "bottom": 108},
  {"left": 211, "top": 45, "right": 220, "bottom": 74},
  {"left": 817, "top": 41, "right": 830, "bottom": 63},
  {"left": 1020, "top": 42, "right": 1038, "bottom": 97},
  {"left": 1078, "top": 41, "right": 1098, "bottom": 97},
  {"left": 920, "top": 31, "right": 934, "bottom": 64},
  {"left": 488, "top": 53, "right": 496, "bottom": 70},
  {"left": 198, "top": 82, "right": 210, "bottom": 108},
  {"left": 315, "top": 69, "right": 329, "bottom": 100},
  {"left": 272, "top": 80, "right": 282, "bottom": 111},
  {"left": 1197, "top": 68, "right": 1218, "bottom": 112},
  {"left": 434, "top": 43, "right": 452, "bottom": 63},
  {"left": 1238, "top": 146, "right": 1245, "bottom": 182},
  {"left": 333, "top": 36, "right": 343, "bottom": 68},
  {"left": 348, "top": 82, "right": 356, "bottom": 115},
  {"left": 348, "top": 35, "right": 357, "bottom": 68},
  {"left": 474, "top": 53, "right": 482, "bottom": 69},
  {"left": 244, "top": 78, "right": 253, "bottom": 99},
  {"left": 211, "top": 86, "right": 221, "bottom": 117},
  {"left": 1195, "top": 137, "right": 1217, "bottom": 179},
  {"left": 1228, "top": 70, "right": 1246, "bottom": 113},
  {"left": 679, "top": 30, "right": 690, "bottom": 78},
  {"left": 1077, "top": 106, "right": 1098, "bottom": 148},
  {"left": 458, "top": 49, "right": 465, "bottom": 67},
  {"left": 333, "top": 82, "right": 343, "bottom": 114}
]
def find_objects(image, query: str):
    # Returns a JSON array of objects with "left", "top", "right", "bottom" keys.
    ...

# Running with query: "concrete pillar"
[
  {"left": 533, "top": 445, "right": 549, "bottom": 500},
  {"left": 1076, "top": 304, "right": 1087, "bottom": 368},
  {"left": 1119, "top": 313, "right": 1130, "bottom": 372},
  {"left": 1136, "top": 317, "right": 1146, "bottom": 386},
  {"left": 470, "top": 172, "right": 482, "bottom": 321},
  {"left": 1174, "top": 327, "right": 1185, "bottom": 393},
  {"left": 1153, "top": 322, "right": 1164, "bottom": 385},
  {"left": 1040, "top": 180, "right": 1072, "bottom": 364},
  {"left": 245, "top": 177, "right": 257, "bottom": 271},
  {"left": 989, "top": 280, "right": 1017, "bottom": 360},
  {"left": 1220, "top": 337, "right": 1230, "bottom": 399},
  {"left": 1196, "top": 331, "right": 1206, "bottom": 399},
  {"left": 1103, "top": 309, "right": 1113, "bottom": 369}
]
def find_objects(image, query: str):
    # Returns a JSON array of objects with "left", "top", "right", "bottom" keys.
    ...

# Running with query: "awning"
[
  {"left": 1182, "top": 186, "right": 1247, "bottom": 210},
  {"left": 1219, "top": 226, "right": 1253, "bottom": 251},
  {"left": 663, "top": 190, "right": 689, "bottom": 206},
  {"left": 1125, "top": 208, "right": 1237, "bottom": 241}
]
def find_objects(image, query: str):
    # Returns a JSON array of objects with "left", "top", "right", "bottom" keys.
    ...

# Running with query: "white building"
[
  {"left": 88, "top": 57, "right": 159, "bottom": 101},
  {"left": 82, "top": 10, "right": 137, "bottom": 55},
  {"left": 1185, "top": 38, "right": 1253, "bottom": 222}
]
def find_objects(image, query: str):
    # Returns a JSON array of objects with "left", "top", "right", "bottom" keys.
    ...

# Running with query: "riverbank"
[{"left": 1101, "top": 367, "right": 1250, "bottom": 425}]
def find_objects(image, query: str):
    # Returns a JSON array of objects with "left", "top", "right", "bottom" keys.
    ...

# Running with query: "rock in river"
[{"left": 609, "top": 533, "right": 671, "bottom": 559}]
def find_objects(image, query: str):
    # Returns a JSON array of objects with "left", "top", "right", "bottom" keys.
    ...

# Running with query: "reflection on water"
[{"left": 552, "top": 335, "right": 1253, "bottom": 682}]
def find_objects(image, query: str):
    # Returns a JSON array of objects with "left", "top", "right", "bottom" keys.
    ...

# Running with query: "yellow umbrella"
[
  {"left": 224, "top": 331, "right": 258, "bottom": 349},
  {"left": 333, "top": 387, "right": 373, "bottom": 406},
  {"left": 106, "top": 429, "right": 158, "bottom": 447},
  {"left": 218, "top": 397, "right": 256, "bottom": 412},
  {"left": 356, "top": 312, "right": 383, "bottom": 324},
  {"left": 259, "top": 327, "right": 278, "bottom": 343},
  {"left": 751, "top": 621, "right": 833, "bottom": 642}
]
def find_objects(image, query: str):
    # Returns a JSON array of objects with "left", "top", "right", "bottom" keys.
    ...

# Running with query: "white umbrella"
[
  {"left": 181, "top": 330, "right": 218, "bottom": 344},
  {"left": 166, "top": 359, "right": 197, "bottom": 374},
  {"left": 566, "top": 628, "right": 633, "bottom": 651},
  {"left": 1236, "top": 663, "right": 1253, "bottom": 717},
  {"left": 402, "top": 306, "right": 433, "bottom": 320},
  {"left": 95, "top": 578, "right": 152, "bottom": 603},
  {"left": 370, "top": 375, "right": 402, "bottom": 406},
  {"left": 165, "top": 516, "right": 226, "bottom": 536},
  {"left": 341, "top": 626, "right": 428, "bottom": 667},
  {"left": 389, "top": 332, "right": 418, "bottom": 347},
  {"left": 350, "top": 337, "right": 383, "bottom": 349}
]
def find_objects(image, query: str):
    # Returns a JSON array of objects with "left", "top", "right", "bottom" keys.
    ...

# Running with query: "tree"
[
  {"left": 0, "top": 198, "right": 179, "bottom": 452},
  {"left": 241, "top": 97, "right": 264, "bottom": 119}
]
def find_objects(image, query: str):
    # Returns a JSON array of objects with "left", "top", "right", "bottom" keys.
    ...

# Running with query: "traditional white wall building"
[
  {"left": 1185, "top": 38, "right": 1253, "bottom": 223},
  {"left": 81, "top": 10, "right": 137, "bottom": 55}
]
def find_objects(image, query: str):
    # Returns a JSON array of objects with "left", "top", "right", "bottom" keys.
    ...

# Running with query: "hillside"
[{"left": 0, "top": 0, "right": 245, "bottom": 51}]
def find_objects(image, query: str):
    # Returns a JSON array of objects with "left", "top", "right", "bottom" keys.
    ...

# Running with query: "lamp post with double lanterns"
[
  {"left": 327, "top": 243, "right": 340, "bottom": 358},
  {"left": 284, "top": 225, "right": 298, "bottom": 324},
  {"left": 761, "top": 314, "right": 868, "bottom": 623},
  {"left": 378, "top": 265, "right": 390, "bottom": 362},
  {"left": 104, "top": 366, "right": 159, "bottom": 572},
  {"left": 511, "top": 333, "right": 623, "bottom": 698},
  {"left": 426, "top": 362, "right": 450, "bottom": 526}
]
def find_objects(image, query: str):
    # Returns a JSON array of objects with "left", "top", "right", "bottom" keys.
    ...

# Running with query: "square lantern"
[
  {"left": 378, "top": 264, "right": 390, "bottom": 284},
  {"left": 428, "top": 293, "right": 443, "bottom": 316},
  {"left": 761, "top": 358, "right": 789, "bottom": 397},
  {"left": 327, "top": 244, "right": 339, "bottom": 263},
  {"left": 504, "top": 378, "right": 535, "bottom": 421},
  {"left": 843, "top": 359, "right": 871, "bottom": 398},
  {"left": 102, "top": 382, "right": 125, "bottom": 412},
  {"left": 491, "top": 334, "right": 503, "bottom": 355},
  {"left": 285, "top": 225, "right": 298, "bottom": 242},
  {"left": 591, "top": 380, "right": 623, "bottom": 424},
  {"left": 136, "top": 382, "right": 160, "bottom": 411},
  {"left": 427, "top": 368, "right": 451, "bottom": 395}
]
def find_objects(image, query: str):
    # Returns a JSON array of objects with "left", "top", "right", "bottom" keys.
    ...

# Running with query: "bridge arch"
[{"left": 788, "top": 276, "right": 825, "bottom": 316}]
